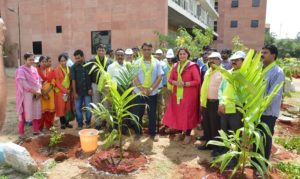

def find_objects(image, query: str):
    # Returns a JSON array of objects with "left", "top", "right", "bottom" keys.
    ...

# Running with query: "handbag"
[{"left": 65, "top": 92, "right": 75, "bottom": 122}]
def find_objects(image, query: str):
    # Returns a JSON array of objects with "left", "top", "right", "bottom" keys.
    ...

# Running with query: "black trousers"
[
  {"left": 130, "top": 95, "right": 158, "bottom": 136},
  {"left": 254, "top": 115, "right": 277, "bottom": 160},
  {"left": 202, "top": 100, "right": 221, "bottom": 142},
  {"left": 220, "top": 112, "right": 243, "bottom": 133}
]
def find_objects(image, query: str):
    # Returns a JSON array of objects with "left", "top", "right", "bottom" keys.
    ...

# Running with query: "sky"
[{"left": 266, "top": 0, "right": 300, "bottom": 39}]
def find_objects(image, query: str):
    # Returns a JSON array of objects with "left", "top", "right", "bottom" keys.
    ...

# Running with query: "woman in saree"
[
  {"left": 54, "top": 53, "right": 73, "bottom": 129},
  {"left": 37, "top": 56, "right": 56, "bottom": 131},
  {"left": 16, "top": 52, "right": 42, "bottom": 139}
]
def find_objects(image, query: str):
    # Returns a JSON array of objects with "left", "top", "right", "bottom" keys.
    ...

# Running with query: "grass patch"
[
  {"left": 276, "top": 162, "right": 300, "bottom": 179},
  {"left": 32, "top": 160, "right": 56, "bottom": 179},
  {"left": 275, "top": 137, "right": 300, "bottom": 154},
  {"left": 0, "top": 176, "right": 8, "bottom": 179}
]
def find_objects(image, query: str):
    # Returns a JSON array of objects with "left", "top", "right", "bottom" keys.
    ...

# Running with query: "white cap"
[
  {"left": 166, "top": 49, "right": 175, "bottom": 58},
  {"left": 155, "top": 49, "right": 163, "bottom": 54},
  {"left": 229, "top": 51, "right": 246, "bottom": 60},
  {"left": 208, "top": 52, "right": 222, "bottom": 61},
  {"left": 125, "top": 48, "right": 133, "bottom": 55}
]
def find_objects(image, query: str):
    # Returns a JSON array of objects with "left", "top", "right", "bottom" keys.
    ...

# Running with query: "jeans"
[
  {"left": 75, "top": 96, "right": 92, "bottom": 127},
  {"left": 131, "top": 95, "right": 158, "bottom": 136}
]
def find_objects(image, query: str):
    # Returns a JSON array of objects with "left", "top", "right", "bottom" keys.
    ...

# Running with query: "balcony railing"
[{"left": 171, "top": 0, "right": 215, "bottom": 29}]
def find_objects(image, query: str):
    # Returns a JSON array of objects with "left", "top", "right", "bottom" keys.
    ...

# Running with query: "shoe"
[
  {"left": 77, "top": 126, "right": 83, "bottom": 130},
  {"left": 174, "top": 133, "right": 184, "bottom": 141},
  {"left": 95, "top": 125, "right": 101, "bottom": 130},
  {"left": 86, "top": 124, "right": 91, "bottom": 128},
  {"left": 33, "top": 132, "right": 41, "bottom": 135},
  {"left": 66, "top": 124, "right": 73, "bottom": 128},
  {"left": 164, "top": 128, "right": 171, "bottom": 133},
  {"left": 182, "top": 136, "right": 192, "bottom": 145},
  {"left": 197, "top": 144, "right": 211, "bottom": 150},
  {"left": 151, "top": 135, "right": 159, "bottom": 142},
  {"left": 61, "top": 125, "right": 66, "bottom": 129},
  {"left": 211, "top": 150, "right": 222, "bottom": 157},
  {"left": 196, "top": 136, "right": 206, "bottom": 141}
]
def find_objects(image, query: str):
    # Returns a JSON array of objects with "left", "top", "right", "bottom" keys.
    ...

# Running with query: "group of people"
[{"left": 15, "top": 42, "right": 284, "bottom": 171}]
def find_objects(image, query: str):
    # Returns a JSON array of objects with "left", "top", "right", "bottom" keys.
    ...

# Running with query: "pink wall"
[{"left": 1, "top": 0, "right": 168, "bottom": 67}]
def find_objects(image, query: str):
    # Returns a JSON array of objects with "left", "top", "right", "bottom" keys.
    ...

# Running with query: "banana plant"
[
  {"left": 207, "top": 49, "right": 284, "bottom": 178},
  {"left": 86, "top": 62, "right": 141, "bottom": 163}
]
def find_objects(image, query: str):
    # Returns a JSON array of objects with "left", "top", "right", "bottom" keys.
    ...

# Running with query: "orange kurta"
[
  {"left": 54, "top": 66, "right": 70, "bottom": 117},
  {"left": 37, "top": 67, "right": 56, "bottom": 113}
]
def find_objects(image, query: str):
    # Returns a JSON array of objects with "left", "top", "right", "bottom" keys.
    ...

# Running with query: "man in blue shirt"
[
  {"left": 131, "top": 43, "right": 163, "bottom": 141},
  {"left": 256, "top": 45, "right": 284, "bottom": 164}
]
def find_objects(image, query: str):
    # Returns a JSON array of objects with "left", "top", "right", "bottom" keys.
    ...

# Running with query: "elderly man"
[
  {"left": 107, "top": 48, "right": 128, "bottom": 82},
  {"left": 125, "top": 48, "right": 134, "bottom": 63},
  {"left": 199, "top": 52, "right": 223, "bottom": 155},
  {"left": 217, "top": 51, "right": 245, "bottom": 160}
]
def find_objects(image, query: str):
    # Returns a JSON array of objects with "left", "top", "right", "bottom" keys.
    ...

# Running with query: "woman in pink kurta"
[
  {"left": 162, "top": 48, "right": 201, "bottom": 144},
  {"left": 16, "top": 52, "right": 42, "bottom": 138}
]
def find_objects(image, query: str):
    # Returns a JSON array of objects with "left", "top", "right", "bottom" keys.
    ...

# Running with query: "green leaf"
[{"left": 103, "top": 129, "right": 118, "bottom": 149}]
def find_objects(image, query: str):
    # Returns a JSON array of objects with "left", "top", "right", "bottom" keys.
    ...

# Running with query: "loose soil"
[
  {"left": 89, "top": 148, "right": 147, "bottom": 175},
  {"left": 276, "top": 120, "right": 300, "bottom": 134},
  {"left": 20, "top": 134, "right": 81, "bottom": 162},
  {"left": 271, "top": 145, "right": 295, "bottom": 161}
]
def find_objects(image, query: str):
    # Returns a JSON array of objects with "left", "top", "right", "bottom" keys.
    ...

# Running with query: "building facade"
[
  {"left": 214, "top": 0, "right": 267, "bottom": 51},
  {"left": 1, "top": 0, "right": 218, "bottom": 67}
]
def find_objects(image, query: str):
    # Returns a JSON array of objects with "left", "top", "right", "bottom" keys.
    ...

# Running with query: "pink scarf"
[{"left": 15, "top": 65, "right": 41, "bottom": 115}]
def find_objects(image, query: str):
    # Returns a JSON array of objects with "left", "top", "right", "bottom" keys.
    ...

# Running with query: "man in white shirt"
[{"left": 107, "top": 48, "right": 127, "bottom": 82}]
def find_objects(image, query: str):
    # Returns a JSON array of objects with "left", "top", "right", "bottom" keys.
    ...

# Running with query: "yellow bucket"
[{"left": 78, "top": 129, "right": 99, "bottom": 153}]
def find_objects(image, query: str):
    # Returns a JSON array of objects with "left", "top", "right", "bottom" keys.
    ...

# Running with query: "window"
[
  {"left": 91, "top": 31, "right": 111, "bottom": 54},
  {"left": 214, "top": 1, "right": 218, "bottom": 12},
  {"left": 56, "top": 26, "right": 62, "bottom": 33},
  {"left": 230, "top": 20, "right": 238, "bottom": 28},
  {"left": 214, "top": 21, "right": 217, "bottom": 32},
  {"left": 231, "top": 0, "right": 238, "bottom": 8},
  {"left": 252, "top": 0, "right": 260, "bottom": 7},
  {"left": 197, "top": 5, "right": 202, "bottom": 16},
  {"left": 251, "top": 20, "right": 259, "bottom": 28},
  {"left": 32, "top": 41, "right": 42, "bottom": 55}
]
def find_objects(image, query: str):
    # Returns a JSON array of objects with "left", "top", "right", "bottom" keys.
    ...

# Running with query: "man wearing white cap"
[
  {"left": 125, "top": 48, "right": 134, "bottom": 63},
  {"left": 217, "top": 51, "right": 245, "bottom": 161},
  {"left": 199, "top": 52, "right": 223, "bottom": 155}
]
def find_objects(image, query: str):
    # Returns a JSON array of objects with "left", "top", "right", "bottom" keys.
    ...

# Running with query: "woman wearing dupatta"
[
  {"left": 37, "top": 56, "right": 56, "bottom": 130},
  {"left": 54, "top": 54, "right": 73, "bottom": 129},
  {"left": 162, "top": 48, "right": 201, "bottom": 144},
  {"left": 16, "top": 52, "right": 42, "bottom": 138}
]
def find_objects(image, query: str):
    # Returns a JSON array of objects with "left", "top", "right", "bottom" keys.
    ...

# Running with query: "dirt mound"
[
  {"left": 21, "top": 134, "right": 81, "bottom": 162},
  {"left": 89, "top": 148, "right": 147, "bottom": 174}
]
